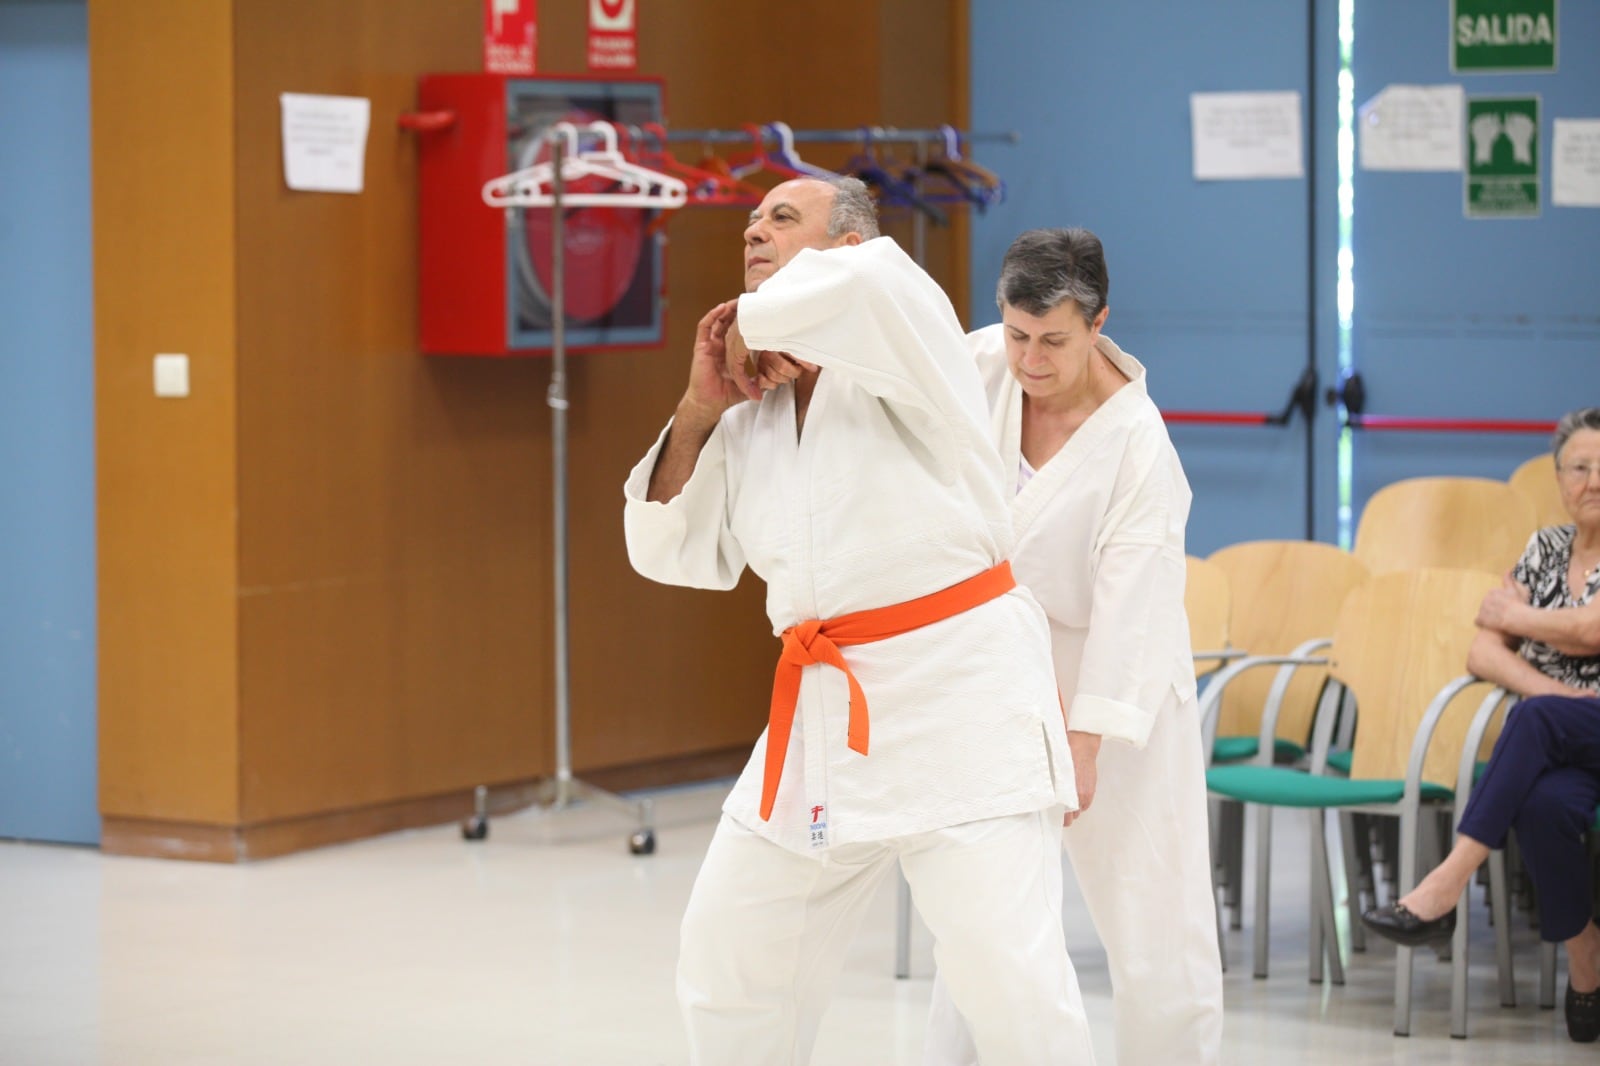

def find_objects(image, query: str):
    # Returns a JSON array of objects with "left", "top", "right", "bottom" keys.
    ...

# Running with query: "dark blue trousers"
[{"left": 1457, "top": 694, "right": 1600, "bottom": 942}]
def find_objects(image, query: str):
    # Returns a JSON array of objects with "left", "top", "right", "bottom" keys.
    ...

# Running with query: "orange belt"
[{"left": 760, "top": 561, "right": 1017, "bottom": 821}]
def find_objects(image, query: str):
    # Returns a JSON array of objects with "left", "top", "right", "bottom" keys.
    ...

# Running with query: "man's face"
[{"left": 742, "top": 179, "right": 840, "bottom": 292}]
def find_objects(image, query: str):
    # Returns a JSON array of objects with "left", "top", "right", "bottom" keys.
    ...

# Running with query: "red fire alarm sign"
[
  {"left": 484, "top": 0, "right": 537, "bottom": 75},
  {"left": 587, "top": 0, "right": 637, "bottom": 71}
]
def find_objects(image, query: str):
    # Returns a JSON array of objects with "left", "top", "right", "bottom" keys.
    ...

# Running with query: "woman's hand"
[
  {"left": 1062, "top": 730, "right": 1101, "bottom": 828},
  {"left": 1475, "top": 574, "right": 1532, "bottom": 635}
]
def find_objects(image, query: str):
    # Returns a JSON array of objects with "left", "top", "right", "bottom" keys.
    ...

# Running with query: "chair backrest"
[
  {"left": 1331, "top": 568, "right": 1500, "bottom": 788},
  {"left": 1207, "top": 540, "right": 1371, "bottom": 745},
  {"left": 1353, "top": 476, "right": 1536, "bottom": 577},
  {"left": 1509, "top": 453, "right": 1570, "bottom": 529},
  {"left": 1185, "top": 555, "right": 1230, "bottom": 676}
]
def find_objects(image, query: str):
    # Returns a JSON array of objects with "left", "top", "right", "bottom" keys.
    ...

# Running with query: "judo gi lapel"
[{"left": 1008, "top": 337, "right": 1149, "bottom": 544}]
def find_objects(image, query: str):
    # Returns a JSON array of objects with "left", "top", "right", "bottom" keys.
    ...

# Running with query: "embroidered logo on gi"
[{"left": 809, "top": 805, "right": 827, "bottom": 849}]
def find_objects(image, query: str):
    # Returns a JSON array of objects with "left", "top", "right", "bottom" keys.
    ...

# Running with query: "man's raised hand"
[{"left": 680, "top": 300, "right": 748, "bottom": 424}]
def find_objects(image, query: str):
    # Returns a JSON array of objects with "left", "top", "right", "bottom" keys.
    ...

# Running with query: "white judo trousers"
[
  {"left": 1062, "top": 690, "right": 1222, "bottom": 1065},
  {"left": 680, "top": 809, "right": 1094, "bottom": 1066}
]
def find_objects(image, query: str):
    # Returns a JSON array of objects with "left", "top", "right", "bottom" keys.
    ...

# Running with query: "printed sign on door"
[
  {"left": 588, "top": 0, "right": 638, "bottom": 71},
  {"left": 1465, "top": 96, "right": 1541, "bottom": 218},
  {"left": 1451, "top": 0, "right": 1557, "bottom": 73}
]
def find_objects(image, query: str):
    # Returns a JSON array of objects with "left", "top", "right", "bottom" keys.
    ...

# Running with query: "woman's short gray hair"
[
  {"left": 825, "top": 176, "right": 881, "bottom": 240},
  {"left": 1553, "top": 407, "right": 1600, "bottom": 463},
  {"left": 995, "top": 228, "right": 1109, "bottom": 323}
]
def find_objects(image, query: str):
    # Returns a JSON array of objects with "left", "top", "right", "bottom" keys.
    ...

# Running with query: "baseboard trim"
[
  {"left": 101, "top": 780, "right": 542, "bottom": 862},
  {"left": 99, "top": 745, "right": 750, "bottom": 862}
]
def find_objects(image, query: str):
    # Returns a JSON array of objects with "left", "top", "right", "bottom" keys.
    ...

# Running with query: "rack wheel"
[
  {"left": 629, "top": 828, "right": 656, "bottom": 855},
  {"left": 462, "top": 815, "right": 489, "bottom": 841}
]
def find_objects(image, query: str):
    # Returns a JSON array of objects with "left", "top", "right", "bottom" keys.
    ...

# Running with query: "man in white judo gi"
[
  {"left": 622, "top": 177, "right": 1096, "bottom": 1066},
  {"left": 922, "top": 228, "right": 1225, "bottom": 1064}
]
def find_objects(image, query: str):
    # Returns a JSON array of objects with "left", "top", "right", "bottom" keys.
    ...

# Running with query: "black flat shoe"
[
  {"left": 1359, "top": 901, "right": 1456, "bottom": 947},
  {"left": 1568, "top": 982, "right": 1600, "bottom": 1043}
]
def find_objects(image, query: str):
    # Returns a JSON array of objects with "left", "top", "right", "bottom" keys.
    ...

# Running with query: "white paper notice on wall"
[
  {"left": 1190, "top": 91, "right": 1304, "bottom": 181},
  {"left": 1359, "top": 85, "right": 1464, "bottom": 172},
  {"left": 1552, "top": 119, "right": 1600, "bottom": 207},
  {"left": 279, "top": 93, "right": 372, "bottom": 194}
]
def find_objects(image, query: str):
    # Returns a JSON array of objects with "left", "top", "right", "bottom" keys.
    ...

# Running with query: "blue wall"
[
  {"left": 969, "top": 0, "right": 1594, "bottom": 552},
  {"left": 0, "top": 0, "right": 98, "bottom": 844},
  {"left": 969, "top": 0, "right": 1341, "bottom": 553},
  {"left": 1349, "top": 2, "right": 1600, "bottom": 512}
]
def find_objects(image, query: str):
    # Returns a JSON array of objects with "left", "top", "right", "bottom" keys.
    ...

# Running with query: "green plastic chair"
[
  {"left": 1203, "top": 541, "right": 1371, "bottom": 934},
  {"left": 1205, "top": 568, "right": 1501, "bottom": 990}
]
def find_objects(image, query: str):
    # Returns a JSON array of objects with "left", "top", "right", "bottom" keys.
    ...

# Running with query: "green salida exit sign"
[{"left": 1453, "top": 0, "right": 1557, "bottom": 73}]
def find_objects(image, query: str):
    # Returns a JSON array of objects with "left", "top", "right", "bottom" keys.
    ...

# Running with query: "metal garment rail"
[
  {"left": 664, "top": 125, "right": 1018, "bottom": 146},
  {"left": 665, "top": 124, "right": 1014, "bottom": 266},
  {"left": 1346, "top": 415, "right": 1558, "bottom": 434}
]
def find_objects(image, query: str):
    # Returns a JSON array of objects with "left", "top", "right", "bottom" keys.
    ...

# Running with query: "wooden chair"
[
  {"left": 1205, "top": 541, "right": 1370, "bottom": 763},
  {"left": 1185, "top": 554, "right": 1234, "bottom": 679},
  {"left": 1508, "top": 453, "right": 1570, "bottom": 529},
  {"left": 1353, "top": 476, "right": 1537, "bottom": 577},
  {"left": 1202, "top": 541, "right": 1370, "bottom": 936},
  {"left": 1206, "top": 569, "right": 1501, "bottom": 1011},
  {"left": 1353, "top": 475, "right": 1538, "bottom": 835}
]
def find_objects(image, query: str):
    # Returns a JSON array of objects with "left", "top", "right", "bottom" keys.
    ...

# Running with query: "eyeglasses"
[{"left": 1558, "top": 461, "right": 1600, "bottom": 484}]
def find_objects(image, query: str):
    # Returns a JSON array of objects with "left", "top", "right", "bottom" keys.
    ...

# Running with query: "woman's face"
[
  {"left": 1557, "top": 427, "right": 1600, "bottom": 527},
  {"left": 1000, "top": 300, "right": 1109, "bottom": 402}
]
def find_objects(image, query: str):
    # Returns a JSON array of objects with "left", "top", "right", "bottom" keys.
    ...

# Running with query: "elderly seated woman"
[{"left": 1362, "top": 407, "right": 1600, "bottom": 1043}]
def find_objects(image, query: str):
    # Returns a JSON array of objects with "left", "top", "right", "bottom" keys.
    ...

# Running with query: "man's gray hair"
[
  {"left": 995, "top": 227, "right": 1109, "bottom": 322},
  {"left": 825, "top": 176, "right": 881, "bottom": 241},
  {"left": 1553, "top": 407, "right": 1600, "bottom": 463}
]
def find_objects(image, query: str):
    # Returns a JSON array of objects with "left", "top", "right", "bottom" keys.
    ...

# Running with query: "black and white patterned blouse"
[{"left": 1509, "top": 525, "right": 1600, "bottom": 692}]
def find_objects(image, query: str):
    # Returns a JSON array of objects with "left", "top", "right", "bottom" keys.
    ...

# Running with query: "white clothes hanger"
[{"left": 482, "top": 121, "right": 687, "bottom": 209}]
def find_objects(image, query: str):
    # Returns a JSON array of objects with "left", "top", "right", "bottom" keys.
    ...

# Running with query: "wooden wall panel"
[
  {"left": 92, "top": 0, "right": 241, "bottom": 825},
  {"left": 97, "top": 0, "right": 967, "bottom": 845}
]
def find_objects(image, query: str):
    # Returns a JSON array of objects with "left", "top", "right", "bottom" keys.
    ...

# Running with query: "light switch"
[{"left": 153, "top": 353, "right": 189, "bottom": 398}]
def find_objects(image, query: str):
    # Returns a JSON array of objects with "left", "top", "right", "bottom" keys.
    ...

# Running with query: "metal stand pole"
[
  {"left": 465, "top": 129, "right": 656, "bottom": 855},
  {"left": 550, "top": 133, "right": 574, "bottom": 799}
]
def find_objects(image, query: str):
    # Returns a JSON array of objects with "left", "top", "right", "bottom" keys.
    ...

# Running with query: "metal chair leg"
[
  {"left": 1254, "top": 803, "right": 1273, "bottom": 979},
  {"left": 1221, "top": 798, "right": 1245, "bottom": 928},
  {"left": 894, "top": 871, "right": 912, "bottom": 979},
  {"left": 1310, "top": 808, "right": 1345, "bottom": 985},
  {"left": 1490, "top": 850, "right": 1516, "bottom": 1008},
  {"left": 1339, "top": 810, "right": 1367, "bottom": 953},
  {"left": 1394, "top": 803, "right": 1418, "bottom": 1036},
  {"left": 1449, "top": 891, "right": 1471, "bottom": 1038}
]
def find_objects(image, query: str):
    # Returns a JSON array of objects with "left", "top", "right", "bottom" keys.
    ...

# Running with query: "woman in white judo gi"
[
  {"left": 624, "top": 180, "right": 1097, "bottom": 1066},
  {"left": 923, "top": 228, "right": 1224, "bottom": 1065}
]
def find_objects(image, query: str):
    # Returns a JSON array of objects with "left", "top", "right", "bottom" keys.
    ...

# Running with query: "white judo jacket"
[
  {"left": 624, "top": 238, "right": 1075, "bottom": 854},
  {"left": 971, "top": 325, "right": 1198, "bottom": 749}
]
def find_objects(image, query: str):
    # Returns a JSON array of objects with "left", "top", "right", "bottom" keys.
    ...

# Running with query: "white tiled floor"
[{"left": 0, "top": 782, "right": 1592, "bottom": 1065}]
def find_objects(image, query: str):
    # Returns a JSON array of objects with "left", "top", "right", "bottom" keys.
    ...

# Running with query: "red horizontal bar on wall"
[
  {"left": 1349, "top": 415, "right": 1557, "bottom": 434},
  {"left": 1161, "top": 410, "right": 1276, "bottom": 426}
]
